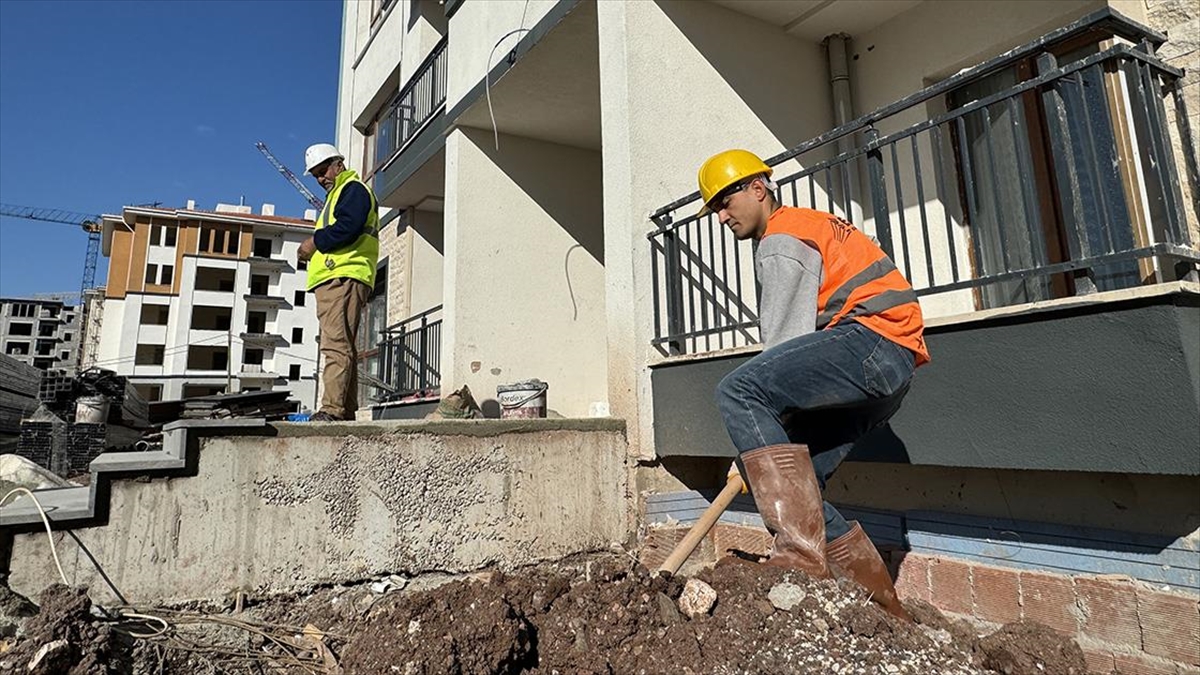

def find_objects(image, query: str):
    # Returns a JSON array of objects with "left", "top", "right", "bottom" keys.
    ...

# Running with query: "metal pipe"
[{"left": 825, "top": 33, "right": 864, "bottom": 226}]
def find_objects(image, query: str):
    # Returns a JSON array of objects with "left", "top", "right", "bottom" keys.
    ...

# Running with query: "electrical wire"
[
  {"left": 485, "top": 0, "right": 533, "bottom": 151},
  {"left": 1, "top": 488, "right": 69, "bottom": 586}
]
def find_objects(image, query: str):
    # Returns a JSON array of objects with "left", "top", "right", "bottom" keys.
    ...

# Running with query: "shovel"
[{"left": 656, "top": 472, "right": 744, "bottom": 575}]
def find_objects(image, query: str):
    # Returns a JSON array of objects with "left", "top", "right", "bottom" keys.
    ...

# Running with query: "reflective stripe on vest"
[
  {"left": 306, "top": 169, "right": 380, "bottom": 291},
  {"left": 764, "top": 207, "right": 930, "bottom": 366}
]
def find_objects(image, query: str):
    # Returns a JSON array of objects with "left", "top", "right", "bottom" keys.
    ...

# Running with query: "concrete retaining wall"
[{"left": 8, "top": 420, "right": 630, "bottom": 605}]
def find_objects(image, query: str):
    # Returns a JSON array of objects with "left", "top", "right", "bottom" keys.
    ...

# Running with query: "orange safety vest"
[{"left": 764, "top": 207, "right": 930, "bottom": 366}]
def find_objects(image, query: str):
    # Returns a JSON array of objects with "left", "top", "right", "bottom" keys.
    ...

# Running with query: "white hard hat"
[{"left": 304, "top": 143, "right": 344, "bottom": 175}]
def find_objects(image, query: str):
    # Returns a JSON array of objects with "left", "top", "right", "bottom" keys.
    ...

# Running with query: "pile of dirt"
[
  {"left": 1, "top": 555, "right": 1097, "bottom": 675},
  {"left": 1, "top": 585, "right": 123, "bottom": 675}
]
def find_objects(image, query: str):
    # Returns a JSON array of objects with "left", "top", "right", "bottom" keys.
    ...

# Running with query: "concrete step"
[{"left": 0, "top": 418, "right": 269, "bottom": 531}]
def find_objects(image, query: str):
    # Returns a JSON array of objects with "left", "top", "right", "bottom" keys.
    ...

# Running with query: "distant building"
[
  {"left": 0, "top": 297, "right": 81, "bottom": 373},
  {"left": 97, "top": 202, "right": 321, "bottom": 407}
]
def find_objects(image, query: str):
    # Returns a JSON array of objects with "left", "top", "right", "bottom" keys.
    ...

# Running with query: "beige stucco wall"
[
  {"left": 443, "top": 127, "right": 607, "bottom": 417},
  {"left": 598, "top": 0, "right": 833, "bottom": 457},
  {"left": 408, "top": 208, "right": 445, "bottom": 320},
  {"left": 445, "top": 0, "right": 561, "bottom": 113}
]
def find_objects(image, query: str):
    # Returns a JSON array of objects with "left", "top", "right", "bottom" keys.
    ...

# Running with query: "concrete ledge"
[
  {"left": 271, "top": 417, "right": 626, "bottom": 438},
  {"left": 7, "top": 422, "right": 631, "bottom": 605}
]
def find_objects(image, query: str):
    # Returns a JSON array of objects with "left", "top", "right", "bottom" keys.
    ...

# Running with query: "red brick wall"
[{"left": 892, "top": 552, "right": 1200, "bottom": 675}]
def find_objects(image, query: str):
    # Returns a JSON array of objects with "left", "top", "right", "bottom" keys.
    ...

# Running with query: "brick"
[
  {"left": 1138, "top": 587, "right": 1200, "bottom": 665},
  {"left": 1077, "top": 576, "right": 1142, "bottom": 649},
  {"left": 1112, "top": 650, "right": 1181, "bottom": 675},
  {"left": 894, "top": 553, "right": 932, "bottom": 603},
  {"left": 639, "top": 527, "right": 688, "bottom": 571},
  {"left": 712, "top": 524, "right": 771, "bottom": 559},
  {"left": 972, "top": 564, "right": 1021, "bottom": 624},
  {"left": 1082, "top": 646, "right": 1115, "bottom": 675},
  {"left": 929, "top": 557, "right": 973, "bottom": 616},
  {"left": 1022, "top": 570, "right": 1081, "bottom": 635}
]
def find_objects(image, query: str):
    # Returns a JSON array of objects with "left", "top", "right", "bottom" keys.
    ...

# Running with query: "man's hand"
[{"left": 298, "top": 237, "right": 317, "bottom": 263}]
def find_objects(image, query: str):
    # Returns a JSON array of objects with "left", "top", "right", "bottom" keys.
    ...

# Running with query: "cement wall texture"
[{"left": 7, "top": 420, "right": 631, "bottom": 605}]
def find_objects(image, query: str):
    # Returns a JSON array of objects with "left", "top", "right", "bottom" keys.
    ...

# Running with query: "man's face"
[
  {"left": 714, "top": 178, "right": 770, "bottom": 241},
  {"left": 312, "top": 159, "right": 342, "bottom": 191}
]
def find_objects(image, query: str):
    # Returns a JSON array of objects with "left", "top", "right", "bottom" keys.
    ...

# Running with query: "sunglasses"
[{"left": 712, "top": 181, "right": 754, "bottom": 211}]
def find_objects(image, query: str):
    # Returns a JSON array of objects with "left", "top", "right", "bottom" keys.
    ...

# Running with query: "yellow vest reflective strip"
[
  {"left": 306, "top": 170, "right": 380, "bottom": 291},
  {"left": 815, "top": 257, "right": 906, "bottom": 329}
]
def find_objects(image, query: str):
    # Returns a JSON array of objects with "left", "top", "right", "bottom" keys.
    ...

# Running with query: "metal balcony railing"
[
  {"left": 648, "top": 9, "right": 1199, "bottom": 357},
  {"left": 377, "top": 305, "right": 442, "bottom": 401},
  {"left": 370, "top": 35, "right": 449, "bottom": 177}
]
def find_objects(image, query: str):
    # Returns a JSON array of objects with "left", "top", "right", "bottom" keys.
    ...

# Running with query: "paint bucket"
[
  {"left": 75, "top": 396, "right": 110, "bottom": 425},
  {"left": 497, "top": 379, "right": 548, "bottom": 419}
]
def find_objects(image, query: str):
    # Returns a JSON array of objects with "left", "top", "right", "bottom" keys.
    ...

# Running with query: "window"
[
  {"left": 199, "top": 224, "right": 239, "bottom": 255},
  {"left": 253, "top": 238, "right": 273, "bottom": 257},
  {"left": 243, "top": 348, "right": 264, "bottom": 366},
  {"left": 151, "top": 224, "right": 162, "bottom": 244},
  {"left": 288, "top": 364, "right": 301, "bottom": 381},
  {"left": 246, "top": 311, "right": 267, "bottom": 333},
  {"left": 8, "top": 323, "right": 32, "bottom": 336},
  {"left": 38, "top": 324, "right": 56, "bottom": 337},
  {"left": 250, "top": 274, "right": 270, "bottom": 296},
  {"left": 5, "top": 342, "right": 29, "bottom": 355},
  {"left": 9, "top": 303, "right": 35, "bottom": 318},
  {"left": 195, "top": 267, "right": 237, "bottom": 292},
  {"left": 135, "top": 344, "right": 165, "bottom": 366},
  {"left": 293, "top": 290, "right": 305, "bottom": 307},
  {"left": 134, "top": 384, "right": 162, "bottom": 402},
  {"left": 199, "top": 226, "right": 213, "bottom": 252},
  {"left": 164, "top": 226, "right": 177, "bottom": 247},
  {"left": 63, "top": 332, "right": 73, "bottom": 342},
  {"left": 213, "top": 229, "right": 227, "bottom": 254},
  {"left": 145, "top": 264, "right": 158, "bottom": 285},
  {"left": 291, "top": 327, "right": 303, "bottom": 344},
  {"left": 59, "top": 351, "right": 70, "bottom": 360},
  {"left": 140, "top": 304, "right": 170, "bottom": 325},
  {"left": 159, "top": 265, "right": 174, "bottom": 285},
  {"left": 191, "top": 306, "right": 232, "bottom": 331}
]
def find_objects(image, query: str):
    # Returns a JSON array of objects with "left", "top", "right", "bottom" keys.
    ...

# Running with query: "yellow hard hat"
[{"left": 696, "top": 149, "right": 772, "bottom": 216}]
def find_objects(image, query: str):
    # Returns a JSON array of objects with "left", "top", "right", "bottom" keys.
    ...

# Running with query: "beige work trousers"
[{"left": 314, "top": 277, "right": 370, "bottom": 420}]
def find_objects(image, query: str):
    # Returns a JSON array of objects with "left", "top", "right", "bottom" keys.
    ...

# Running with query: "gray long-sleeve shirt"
[{"left": 755, "top": 234, "right": 824, "bottom": 349}]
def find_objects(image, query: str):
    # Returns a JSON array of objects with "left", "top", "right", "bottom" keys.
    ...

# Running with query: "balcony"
[
  {"left": 242, "top": 293, "right": 289, "bottom": 309},
  {"left": 246, "top": 256, "right": 291, "bottom": 272},
  {"left": 239, "top": 331, "right": 285, "bottom": 347},
  {"left": 375, "top": 305, "right": 442, "bottom": 402},
  {"left": 648, "top": 9, "right": 1198, "bottom": 358},
  {"left": 238, "top": 363, "right": 278, "bottom": 380},
  {"left": 371, "top": 36, "right": 449, "bottom": 200},
  {"left": 645, "top": 9, "right": 1200, "bottom": 474}
]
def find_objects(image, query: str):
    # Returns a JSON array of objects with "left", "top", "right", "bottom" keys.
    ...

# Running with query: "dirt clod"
[{"left": 977, "top": 619, "right": 1088, "bottom": 675}]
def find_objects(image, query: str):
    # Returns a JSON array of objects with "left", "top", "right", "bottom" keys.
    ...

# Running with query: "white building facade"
[{"left": 97, "top": 203, "right": 322, "bottom": 408}]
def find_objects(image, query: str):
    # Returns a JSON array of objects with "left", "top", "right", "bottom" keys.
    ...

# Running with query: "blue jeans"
[{"left": 717, "top": 322, "right": 915, "bottom": 541}]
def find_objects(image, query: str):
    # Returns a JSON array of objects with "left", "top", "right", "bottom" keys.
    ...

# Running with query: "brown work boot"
[
  {"left": 740, "top": 444, "right": 829, "bottom": 578},
  {"left": 826, "top": 521, "right": 911, "bottom": 620}
]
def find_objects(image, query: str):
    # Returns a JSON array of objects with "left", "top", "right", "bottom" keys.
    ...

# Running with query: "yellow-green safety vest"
[{"left": 306, "top": 169, "right": 380, "bottom": 291}]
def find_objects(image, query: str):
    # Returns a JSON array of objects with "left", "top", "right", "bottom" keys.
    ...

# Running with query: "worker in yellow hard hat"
[
  {"left": 297, "top": 143, "right": 380, "bottom": 422},
  {"left": 702, "top": 149, "right": 929, "bottom": 620}
]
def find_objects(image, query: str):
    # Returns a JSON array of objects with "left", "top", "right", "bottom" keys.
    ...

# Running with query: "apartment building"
[
  {"left": 336, "top": 1, "right": 1199, "bottom": 669},
  {"left": 96, "top": 202, "right": 321, "bottom": 407},
  {"left": 0, "top": 297, "right": 81, "bottom": 373}
]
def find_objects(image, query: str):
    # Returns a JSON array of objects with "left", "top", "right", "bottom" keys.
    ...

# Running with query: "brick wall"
[{"left": 894, "top": 552, "right": 1200, "bottom": 675}]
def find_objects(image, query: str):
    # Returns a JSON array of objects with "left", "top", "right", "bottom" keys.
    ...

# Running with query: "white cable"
[
  {"left": 486, "top": 28, "right": 531, "bottom": 151},
  {"left": 1, "top": 488, "right": 69, "bottom": 586}
]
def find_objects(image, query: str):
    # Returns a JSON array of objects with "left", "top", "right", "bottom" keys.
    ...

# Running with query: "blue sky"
[{"left": 0, "top": 0, "right": 342, "bottom": 299}]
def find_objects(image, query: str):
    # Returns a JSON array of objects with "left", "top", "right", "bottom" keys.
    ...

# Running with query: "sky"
[{"left": 0, "top": 0, "right": 343, "bottom": 299}]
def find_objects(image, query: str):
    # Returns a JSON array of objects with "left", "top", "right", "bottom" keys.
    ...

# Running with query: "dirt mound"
[
  {"left": 1, "top": 556, "right": 1103, "bottom": 675},
  {"left": 3, "top": 584, "right": 123, "bottom": 675},
  {"left": 977, "top": 620, "right": 1088, "bottom": 675}
]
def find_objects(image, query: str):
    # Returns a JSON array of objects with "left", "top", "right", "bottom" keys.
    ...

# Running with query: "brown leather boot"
[
  {"left": 740, "top": 444, "right": 829, "bottom": 578},
  {"left": 826, "top": 521, "right": 911, "bottom": 620}
]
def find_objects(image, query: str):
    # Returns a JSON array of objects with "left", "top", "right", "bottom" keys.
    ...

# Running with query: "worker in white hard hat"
[{"left": 297, "top": 143, "right": 380, "bottom": 422}]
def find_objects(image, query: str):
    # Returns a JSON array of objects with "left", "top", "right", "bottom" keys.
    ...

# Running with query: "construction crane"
[
  {"left": 0, "top": 203, "right": 104, "bottom": 370},
  {"left": 255, "top": 141, "right": 324, "bottom": 212}
]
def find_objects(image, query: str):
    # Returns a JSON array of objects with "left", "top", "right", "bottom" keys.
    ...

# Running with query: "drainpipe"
[{"left": 825, "top": 33, "right": 864, "bottom": 227}]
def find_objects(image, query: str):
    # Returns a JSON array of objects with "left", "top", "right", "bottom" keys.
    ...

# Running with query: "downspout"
[{"left": 825, "top": 33, "right": 864, "bottom": 227}]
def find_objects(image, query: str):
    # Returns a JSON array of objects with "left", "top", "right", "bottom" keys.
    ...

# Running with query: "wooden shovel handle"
[{"left": 656, "top": 474, "right": 744, "bottom": 575}]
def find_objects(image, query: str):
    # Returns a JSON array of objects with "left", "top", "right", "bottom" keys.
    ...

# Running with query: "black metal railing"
[
  {"left": 648, "top": 9, "right": 1199, "bottom": 356},
  {"left": 377, "top": 305, "right": 442, "bottom": 400},
  {"left": 370, "top": 35, "right": 449, "bottom": 177}
]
